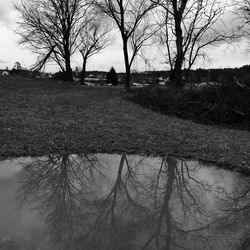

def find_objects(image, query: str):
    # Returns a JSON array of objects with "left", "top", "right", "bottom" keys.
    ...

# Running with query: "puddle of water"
[{"left": 0, "top": 154, "right": 249, "bottom": 250}]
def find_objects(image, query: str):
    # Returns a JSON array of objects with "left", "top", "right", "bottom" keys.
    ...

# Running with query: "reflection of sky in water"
[
  {"left": 0, "top": 159, "right": 22, "bottom": 180},
  {"left": 0, "top": 154, "right": 249, "bottom": 250},
  {"left": 0, "top": 159, "right": 47, "bottom": 250}
]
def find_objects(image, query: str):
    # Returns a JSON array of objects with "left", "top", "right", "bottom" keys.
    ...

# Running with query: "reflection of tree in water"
[
  {"left": 17, "top": 154, "right": 250, "bottom": 250},
  {"left": 215, "top": 174, "right": 250, "bottom": 250},
  {"left": 144, "top": 157, "right": 214, "bottom": 250},
  {"left": 17, "top": 154, "right": 104, "bottom": 249}
]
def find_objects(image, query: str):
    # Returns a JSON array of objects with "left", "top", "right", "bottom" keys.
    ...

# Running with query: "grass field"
[{"left": 1, "top": 76, "right": 250, "bottom": 174}]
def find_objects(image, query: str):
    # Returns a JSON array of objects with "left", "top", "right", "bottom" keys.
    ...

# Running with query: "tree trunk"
[
  {"left": 123, "top": 39, "right": 131, "bottom": 92},
  {"left": 125, "top": 65, "right": 131, "bottom": 92},
  {"left": 184, "top": 68, "right": 189, "bottom": 84},
  {"left": 164, "top": 157, "right": 176, "bottom": 250},
  {"left": 81, "top": 57, "right": 87, "bottom": 85},
  {"left": 64, "top": 47, "right": 73, "bottom": 82},
  {"left": 172, "top": 16, "right": 184, "bottom": 89}
]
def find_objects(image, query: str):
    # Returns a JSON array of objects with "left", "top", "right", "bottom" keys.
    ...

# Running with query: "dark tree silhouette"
[
  {"left": 152, "top": 0, "right": 237, "bottom": 88},
  {"left": 106, "top": 67, "right": 118, "bottom": 86},
  {"left": 15, "top": 0, "right": 87, "bottom": 81},
  {"left": 92, "top": 0, "right": 157, "bottom": 91},
  {"left": 238, "top": 0, "right": 250, "bottom": 46},
  {"left": 13, "top": 61, "right": 22, "bottom": 70},
  {"left": 79, "top": 14, "right": 112, "bottom": 85}
]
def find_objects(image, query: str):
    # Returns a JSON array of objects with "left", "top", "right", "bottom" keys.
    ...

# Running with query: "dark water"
[{"left": 0, "top": 154, "right": 249, "bottom": 250}]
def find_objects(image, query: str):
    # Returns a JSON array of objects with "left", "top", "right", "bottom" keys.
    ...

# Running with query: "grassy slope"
[{"left": 1, "top": 76, "right": 250, "bottom": 173}]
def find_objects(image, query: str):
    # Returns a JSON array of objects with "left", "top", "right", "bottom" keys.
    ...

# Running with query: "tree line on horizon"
[
  {"left": 14, "top": 0, "right": 250, "bottom": 91},
  {"left": 5, "top": 60, "right": 250, "bottom": 88}
]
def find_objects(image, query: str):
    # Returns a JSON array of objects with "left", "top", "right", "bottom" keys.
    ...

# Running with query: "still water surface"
[{"left": 0, "top": 154, "right": 249, "bottom": 250}]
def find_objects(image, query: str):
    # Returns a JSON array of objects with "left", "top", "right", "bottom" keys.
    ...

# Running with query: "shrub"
[
  {"left": 106, "top": 67, "right": 118, "bottom": 86},
  {"left": 53, "top": 71, "right": 68, "bottom": 80},
  {"left": 127, "top": 83, "right": 250, "bottom": 129},
  {"left": 10, "top": 69, "right": 32, "bottom": 77}
]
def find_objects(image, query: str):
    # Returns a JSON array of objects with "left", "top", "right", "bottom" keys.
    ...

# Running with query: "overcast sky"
[{"left": 0, "top": 0, "right": 250, "bottom": 73}]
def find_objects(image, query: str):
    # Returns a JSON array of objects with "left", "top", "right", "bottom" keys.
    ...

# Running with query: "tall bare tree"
[
  {"left": 92, "top": 0, "right": 157, "bottom": 91},
  {"left": 15, "top": 0, "right": 87, "bottom": 81},
  {"left": 152, "top": 0, "right": 236, "bottom": 89},
  {"left": 237, "top": 0, "right": 250, "bottom": 38},
  {"left": 79, "top": 15, "right": 112, "bottom": 84}
]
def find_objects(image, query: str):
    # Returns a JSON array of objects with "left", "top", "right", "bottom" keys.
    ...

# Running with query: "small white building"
[{"left": 2, "top": 71, "right": 9, "bottom": 76}]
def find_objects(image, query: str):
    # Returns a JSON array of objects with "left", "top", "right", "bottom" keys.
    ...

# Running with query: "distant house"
[
  {"left": 35, "top": 72, "right": 53, "bottom": 79},
  {"left": 85, "top": 74, "right": 106, "bottom": 86},
  {"left": 132, "top": 82, "right": 144, "bottom": 88},
  {"left": 1, "top": 71, "right": 9, "bottom": 76},
  {"left": 91, "top": 73, "right": 106, "bottom": 80}
]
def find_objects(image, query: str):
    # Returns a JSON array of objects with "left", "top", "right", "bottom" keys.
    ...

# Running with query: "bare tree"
[
  {"left": 237, "top": 0, "right": 250, "bottom": 39},
  {"left": 15, "top": 0, "right": 87, "bottom": 81},
  {"left": 79, "top": 15, "right": 112, "bottom": 85},
  {"left": 152, "top": 0, "right": 236, "bottom": 89},
  {"left": 91, "top": 0, "right": 157, "bottom": 91}
]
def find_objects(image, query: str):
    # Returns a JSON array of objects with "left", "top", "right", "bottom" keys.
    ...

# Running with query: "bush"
[
  {"left": 53, "top": 71, "right": 68, "bottom": 80},
  {"left": 10, "top": 69, "right": 32, "bottom": 77},
  {"left": 126, "top": 83, "right": 250, "bottom": 129},
  {"left": 106, "top": 67, "right": 118, "bottom": 86}
]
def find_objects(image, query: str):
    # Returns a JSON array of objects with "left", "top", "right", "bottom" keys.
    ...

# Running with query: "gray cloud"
[
  {"left": 0, "top": 58, "right": 9, "bottom": 64},
  {"left": 0, "top": 1, "right": 15, "bottom": 27}
]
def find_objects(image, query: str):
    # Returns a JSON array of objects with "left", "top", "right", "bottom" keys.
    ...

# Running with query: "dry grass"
[{"left": 1, "top": 76, "right": 250, "bottom": 174}]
